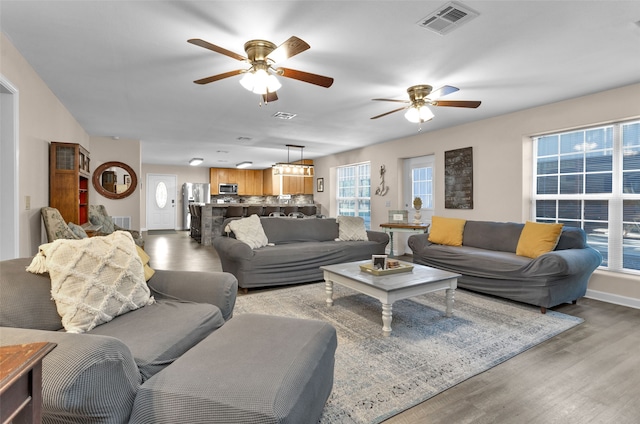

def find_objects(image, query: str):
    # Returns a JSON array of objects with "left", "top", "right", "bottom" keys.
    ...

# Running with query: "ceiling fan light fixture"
[
  {"left": 405, "top": 104, "right": 434, "bottom": 123},
  {"left": 240, "top": 67, "right": 282, "bottom": 95}
]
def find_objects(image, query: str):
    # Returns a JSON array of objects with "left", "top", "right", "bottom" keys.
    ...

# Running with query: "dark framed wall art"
[
  {"left": 317, "top": 177, "right": 324, "bottom": 192},
  {"left": 444, "top": 147, "right": 473, "bottom": 209}
]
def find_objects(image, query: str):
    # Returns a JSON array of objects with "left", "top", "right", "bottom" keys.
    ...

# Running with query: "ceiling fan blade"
[
  {"left": 194, "top": 69, "right": 244, "bottom": 85},
  {"left": 267, "top": 36, "right": 310, "bottom": 63},
  {"left": 262, "top": 91, "right": 279, "bottom": 103},
  {"left": 370, "top": 106, "right": 409, "bottom": 120},
  {"left": 372, "top": 98, "right": 411, "bottom": 103},
  {"left": 430, "top": 85, "right": 459, "bottom": 98},
  {"left": 431, "top": 100, "right": 481, "bottom": 108},
  {"left": 277, "top": 67, "right": 334, "bottom": 88},
  {"left": 187, "top": 38, "right": 247, "bottom": 62}
]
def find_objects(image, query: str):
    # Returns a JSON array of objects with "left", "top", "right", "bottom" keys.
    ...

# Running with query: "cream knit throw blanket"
[{"left": 27, "top": 231, "right": 154, "bottom": 333}]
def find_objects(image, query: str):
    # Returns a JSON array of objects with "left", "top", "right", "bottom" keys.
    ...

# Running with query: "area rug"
[{"left": 234, "top": 283, "right": 583, "bottom": 424}]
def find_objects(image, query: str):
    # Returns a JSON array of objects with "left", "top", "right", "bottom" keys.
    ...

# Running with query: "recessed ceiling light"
[
  {"left": 236, "top": 161, "right": 253, "bottom": 169},
  {"left": 272, "top": 111, "right": 297, "bottom": 120}
]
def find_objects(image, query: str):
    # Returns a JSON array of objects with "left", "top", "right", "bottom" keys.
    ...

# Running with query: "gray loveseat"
[
  {"left": 0, "top": 257, "right": 337, "bottom": 423},
  {"left": 408, "top": 221, "right": 602, "bottom": 313},
  {"left": 214, "top": 216, "right": 389, "bottom": 290}
]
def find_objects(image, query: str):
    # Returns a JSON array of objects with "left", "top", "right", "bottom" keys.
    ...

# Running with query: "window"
[
  {"left": 533, "top": 120, "right": 640, "bottom": 274},
  {"left": 412, "top": 166, "right": 434, "bottom": 209},
  {"left": 337, "top": 162, "right": 371, "bottom": 229}
]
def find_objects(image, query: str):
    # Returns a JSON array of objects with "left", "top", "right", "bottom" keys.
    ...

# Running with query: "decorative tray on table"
[{"left": 359, "top": 262, "right": 414, "bottom": 276}]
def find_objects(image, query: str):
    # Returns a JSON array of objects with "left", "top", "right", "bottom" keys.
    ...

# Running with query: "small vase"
[{"left": 413, "top": 209, "right": 422, "bottom": 224}]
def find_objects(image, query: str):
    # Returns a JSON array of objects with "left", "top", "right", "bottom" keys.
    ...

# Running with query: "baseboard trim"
[{"left": 584, "top": 289, "right": 640, "bottom": 310}]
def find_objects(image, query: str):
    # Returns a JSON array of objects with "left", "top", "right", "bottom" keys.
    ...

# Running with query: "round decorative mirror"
[{"left": 92, "top": 161, "right": 138, "bottom": 200}]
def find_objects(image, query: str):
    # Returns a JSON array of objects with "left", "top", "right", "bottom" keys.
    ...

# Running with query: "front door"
[{"left": 146, "top": 174, "right": 177, "bottom": 230}]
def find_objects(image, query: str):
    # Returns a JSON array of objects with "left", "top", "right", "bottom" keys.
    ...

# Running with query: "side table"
[
  {"left": 380, "top": 223, "right": 430, "bottom": 257},
  {"left": 0, "top": 342, "right": 56, "bottom": 424}
]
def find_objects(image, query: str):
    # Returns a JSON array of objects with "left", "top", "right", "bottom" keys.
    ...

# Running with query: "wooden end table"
[
  {"left": 1, "top": 342, "right": 56, "bottom": 424},
  {"left": 380, "top": 223, "right": 429, "bottom": 257}
]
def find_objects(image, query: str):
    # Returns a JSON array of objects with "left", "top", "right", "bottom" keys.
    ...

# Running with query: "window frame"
[
  {"left": 336, "top": 162, "right": 371, "bottom": 229},
  {"left": 532, "top": 119, "right": 640, "bottom": 275}
]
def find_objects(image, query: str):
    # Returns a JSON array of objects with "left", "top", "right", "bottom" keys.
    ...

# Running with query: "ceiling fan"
[
  {"left": 371, "top": 85, "right": 481, "bottom": 123},
  {"left": 188, "top": 36, "right": 334, "bottom": 102}
]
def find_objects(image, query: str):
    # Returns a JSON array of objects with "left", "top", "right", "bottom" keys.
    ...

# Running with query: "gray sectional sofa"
[
  {"left": 214, "top": 216, "right": 389, "bottom": 290},
  {"left": 0, "top": 257, "right": 337, "bottom": 424},
  {"left": 408, "top": 220, "right": 602, "bottom": 313}
]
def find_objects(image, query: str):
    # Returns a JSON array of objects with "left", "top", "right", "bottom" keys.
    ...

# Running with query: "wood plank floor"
[{"left": 145, "top": 231, "right": 640, "bottom": 424}]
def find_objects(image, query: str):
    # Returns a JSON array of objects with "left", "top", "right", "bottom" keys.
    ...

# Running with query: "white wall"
[{"left": 314, "top": 83, "right": 640, "bottom": 305}]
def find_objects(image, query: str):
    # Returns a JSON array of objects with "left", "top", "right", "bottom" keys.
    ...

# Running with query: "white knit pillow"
[
  {"left": 227, "top": 214, "right": 269, "bottom": 249},
  {"left": 336, "top": 216, "right": 368, "bottom": 241},
  {"left": 27, "top": 231, "right": 154, "bottom": 333}
]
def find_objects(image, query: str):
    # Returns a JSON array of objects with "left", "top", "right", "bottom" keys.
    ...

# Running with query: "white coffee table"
[{"left": 320, "top": 260, "right": 460, "bottom": 336}]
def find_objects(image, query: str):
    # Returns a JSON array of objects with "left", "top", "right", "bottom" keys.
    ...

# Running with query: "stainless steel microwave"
[{"left": 219, "top": 183, "right": 238, "bottom": 194}]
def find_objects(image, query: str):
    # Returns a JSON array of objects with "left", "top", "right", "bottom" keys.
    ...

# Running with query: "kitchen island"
[{"left": 198, "top": 203, "right": 318, "bottom": 246}]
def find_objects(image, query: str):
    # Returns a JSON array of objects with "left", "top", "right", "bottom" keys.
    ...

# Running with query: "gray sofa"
[
  {"left": 213, "top": 217, "right": 390, "bottom": 290},
  {"left": 0, "top": 257, "right": 337, "bottom": 423},
  {"left": 408, "top": 221, "right": 602, "bottom": 313}
]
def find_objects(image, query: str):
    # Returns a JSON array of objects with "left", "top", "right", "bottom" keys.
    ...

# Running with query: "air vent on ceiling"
[
  {"left": 272, "top": 112, "right": 297, "bottom": 120},
  {"left": 417, "top": 1, "right": 479, "bottom": 35}
]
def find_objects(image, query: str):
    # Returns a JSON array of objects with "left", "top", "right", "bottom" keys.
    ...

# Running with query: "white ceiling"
[{"left": 2, "top": 1, "right": 639, "bottom": 169}]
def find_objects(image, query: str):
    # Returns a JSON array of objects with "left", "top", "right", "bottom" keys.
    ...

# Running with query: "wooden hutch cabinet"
[{"left": 49, "top": 142, "right": 90, "bottom": 225}]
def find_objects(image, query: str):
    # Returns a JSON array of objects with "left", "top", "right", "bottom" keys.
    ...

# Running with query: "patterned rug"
[{"left": 234, "top": 283, "right": 583, "bottom": 424}]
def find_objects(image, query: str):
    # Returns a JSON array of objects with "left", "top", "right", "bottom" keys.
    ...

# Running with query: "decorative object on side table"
[
  {"left": 388, "top": 210, "right": 408, "bottom": 224},
  {"left": 413, "top": 197, "right": 422, "bottom": 224}
]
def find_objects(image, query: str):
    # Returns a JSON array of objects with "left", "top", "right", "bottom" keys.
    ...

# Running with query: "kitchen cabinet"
[
  {"left": 242, "top": 170, "right": 263, "bottom": 195},
  {"left": 263, "top": 168, "right": 314, "bottom": 195},
  {"left": 210, "top": 168, "right": 263, "bottom": 195}
]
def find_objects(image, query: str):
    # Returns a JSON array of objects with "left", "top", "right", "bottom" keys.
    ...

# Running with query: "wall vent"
[
  {"left": 417, "top": 1, "right": 479, "bottom": 35},
  {"left": 112, "top": 216, "right": 131, "bottom": 229}
]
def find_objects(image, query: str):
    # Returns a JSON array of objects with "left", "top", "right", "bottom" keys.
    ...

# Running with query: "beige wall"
[
  {"left": 89, "top": 136, "right": 142, "bottom": 231},
  {"left": 140, "top": 164, "right": 210, "bottom": 230},
  {"left": 1, "top": 33, "right": 90, "bottom": 256},
  {"left": 314, "top": 83, "right": 640, "bottom": 307}
]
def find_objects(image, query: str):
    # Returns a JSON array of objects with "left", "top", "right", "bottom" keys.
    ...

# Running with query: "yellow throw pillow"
[
  {"left": 428, "top": 216, "right": 467, "bottom": 246},
  {"left": 136, "top": 245, "right": 156, "bottom": 281},
  {"left": 516, "top": 221, "right": 564, "bottom": 258}
]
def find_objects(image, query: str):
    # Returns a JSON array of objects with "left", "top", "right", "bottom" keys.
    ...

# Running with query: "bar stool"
[
  {"left": 246, "top": 205, "right": 263, "bottom": 217},
  {"left": 263, "top": 206, "right": 280, "bottom": 216},
  {"left": 190, "top": 204, "right": 201, "bottom": 241},
  {"left": 225, "top": 206, "right": 244, "bottom": 218},
  {"left": 283, "top": 206, "right": 298, "bottom": 216},
  {"left": 299, "top": 205, "right": 316, "bottom": 216}
]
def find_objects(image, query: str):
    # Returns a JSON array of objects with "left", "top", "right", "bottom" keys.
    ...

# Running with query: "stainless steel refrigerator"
[{"left": 182, "top": 183, "right": 211, "bottom": 230}]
